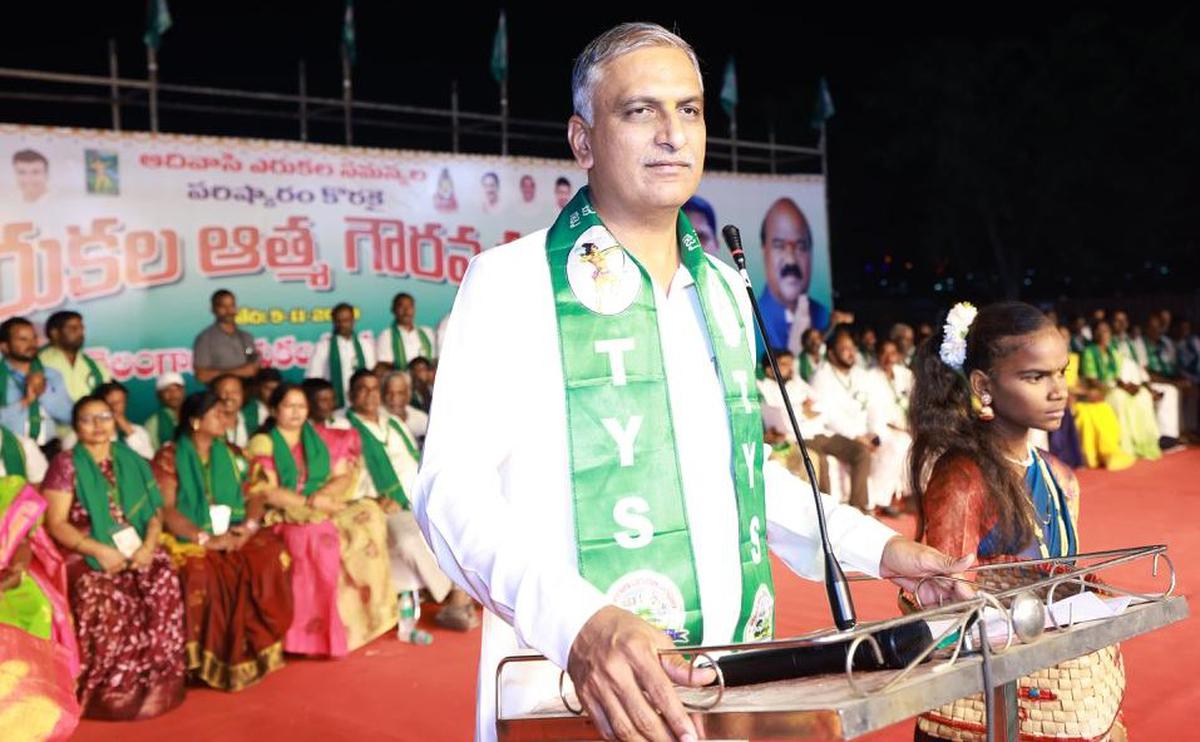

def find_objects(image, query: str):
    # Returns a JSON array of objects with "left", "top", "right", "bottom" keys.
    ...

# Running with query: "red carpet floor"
[{"left": 75, "top": 448, "right": 1199, "bottom": 741}]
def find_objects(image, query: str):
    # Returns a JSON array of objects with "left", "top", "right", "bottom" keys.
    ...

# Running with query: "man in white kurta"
[
  {"left": 305, "top": 303, "right": 376, "bottom": 408},
  {"left": 375, "top": 292, "right": 438, "bottom": 371},
  {"left": 414, "top": 24, "right": 969, "bottom": 742},
  {"left": 812, "top": 327, "right": 912, "bottom": 511}
]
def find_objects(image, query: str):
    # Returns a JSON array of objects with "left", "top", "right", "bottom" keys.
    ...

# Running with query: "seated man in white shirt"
[
  {"left": 382, "top": 370, "right": 428, "bottom": 442},
  {"left": 871, "top": 338, "right": 914, "bottom": 431},
  {"left": 812, "top": 326, "right": 912, "bottom": 516},
  {"left": 330, "top": 370, "right": 477, "bottom": 636},
  {"left": 59, "top": 382, "right": 154, "bottom": 460},
  {"left": 305, "top": 302, "right": 376, "bottom": 410},
  {"left": 758, "top": 349, "right": 872, "bottom": 511}
]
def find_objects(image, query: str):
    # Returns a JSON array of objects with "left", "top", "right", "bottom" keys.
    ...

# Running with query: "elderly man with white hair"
[{"left": 413, "top": 23, "right": 973, "bottom": 742}]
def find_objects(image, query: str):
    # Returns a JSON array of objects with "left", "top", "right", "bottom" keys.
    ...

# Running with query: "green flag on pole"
[
  {"left": 342, "top": 0, "right": 357, "bottom": 65},
  {"left": 143, "top": 0, "right": 172, "bottom": 51},
  {"left": 720, "top": 57, "right": 738, "bottom": 117},
  {"left": 491, "top": 11, "right": 508, "bottom": 83},
  {"left": 811, "top": 76, "right": 835, "bottom": 129}
]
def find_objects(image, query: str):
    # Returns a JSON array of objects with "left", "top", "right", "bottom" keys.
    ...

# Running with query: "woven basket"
[{"left": 914, "top": 561, "right": 1126, "bottom": 742}]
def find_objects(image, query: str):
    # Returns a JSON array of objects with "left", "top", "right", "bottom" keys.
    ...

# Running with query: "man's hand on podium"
[
  {"left": 568, "top": 605, "right": 714, "bottom": 742},
  {"left": 879, "top": 536, "right": 977, "bottom": 607}
]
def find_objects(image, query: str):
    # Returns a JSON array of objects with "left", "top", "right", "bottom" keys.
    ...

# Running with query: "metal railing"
[{"left": 0, "top": 41, "right": 825, "bottom": 175}]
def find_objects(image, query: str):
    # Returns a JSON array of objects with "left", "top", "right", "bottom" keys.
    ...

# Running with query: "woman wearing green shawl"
[
  {"left": 42, "top": 395, "right": 186, "bottom": 721},
  {"left": 152, "top": 390, "right": 293, "bottom": 691},
  {"left": 245, "top": 383, "right": 397, "bottom": 656}
]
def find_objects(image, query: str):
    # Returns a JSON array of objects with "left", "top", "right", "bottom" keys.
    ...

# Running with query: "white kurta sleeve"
[
  {"left": 764, "top": 457, "right": 898, "bottom": 579},
  {"left": 360, "top": 333, "right": 377, "bottom": 371},
  {"left": 413, "top": 253, "right": 610, "bottom": 671},
  {"left": 376, "top": 328, "right": 394, "bottom": 365},
  {"left": 306, "top": 336, "right": 330, "bottom": 380}
]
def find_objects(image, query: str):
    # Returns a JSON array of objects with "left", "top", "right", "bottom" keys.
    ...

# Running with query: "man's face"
[
  {"left": 555, "top": 182, "right": 572, "bottom": 208},
  {"left": 830, "top": 333, "right": 857, "bottom": 369},
  {"left": 482, "top": 174, "right": 499, "bottom": 204},
  {"left": 893, "top": 326, "right": 915, "bottom": 355},
  {"left": 762, "top": 202, "right": 813, "bottom": 306},
  {"left": 520, "top": 176, "right": 535, "bottom": 203},
  {"left": 351, "top": 374, "right": 382, "bottom": 418},
  {"left": 571, "top": 46, "right": 705, "bottom": 217},
  {"left": 1112, "top": 312, "right": 1129, "bottom": 336},
  {"left": 259, "top": 379, "right": 279, "bottom": 405},
  {"left": 683, "top": 208, "right": 718, "bottom": 256},
  {"left": 159, "top": 383, "right": 185, "bottom": 411},
  {"left": 14, "top": 160, "right": 47, "bottom": 202},
  {"left": 801, "top": 329, "right": 822, "bottom": 355},
  {"left": 859, "top": 329, "right": 877, "bottom": 352},
  {"left": 878, "top": 341, "right": 901, "bottom": 372},
  {"left": 213, "top": 293, "right": 238, "bottom": 324},
  {"left": 311, "top": 389, "right": 337, "bottom": 422},
  {"left": 102, "top": 389, "right": 128, "bottom": 420},
  {"left": 1, "top": 323, "right": 38, "bottom": 363},
  {"left": 1094, "top": 322, "right": 1113, "bottom": 347},
  {"left": 333, "top": 307, "right": 355, "bottom": 338},
  {"left": 392, "top": 296, "right": 415, "bottom": 326},
  {"left": 383, "top": 375, "right": 411, "bottom": 414},
  {"left": 1145, "top": 317, "right": 1163, "bottom": 341},
  {"left": 56, "top": 317, "right": 86, "bottom": 352},
  {"left": 774, "top": 354, "right": 795, "bottom": 382},
  {"left": 215, "top": 377, "right": 245, "bottom": 425}
]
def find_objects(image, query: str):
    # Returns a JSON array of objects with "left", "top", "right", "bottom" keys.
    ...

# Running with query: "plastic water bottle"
[{"left": 398, "top": 591, "right": 432, "bottom": 644}]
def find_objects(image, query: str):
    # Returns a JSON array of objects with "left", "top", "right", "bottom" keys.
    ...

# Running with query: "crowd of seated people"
[
  {"left": 2, "top": 289, "right": 1196, "bottom": 733},
  {"left": 0, "top": 290, "right": 468, "bottom": 732},
  {"left": 759, "top": 307, "right": 1198, "bottom": 516}
]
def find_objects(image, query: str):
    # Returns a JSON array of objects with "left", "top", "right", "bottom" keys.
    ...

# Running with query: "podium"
[{"left": 496, "top": 546, "right": 1187, "bottom": 741}]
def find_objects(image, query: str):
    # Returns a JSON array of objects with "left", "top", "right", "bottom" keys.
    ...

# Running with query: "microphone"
[
  {"left": 721, "top": 224, "right": 857, "bottom": 631},
  {"left": 715, "top": 619, "right": 931, "bottom": 686}
]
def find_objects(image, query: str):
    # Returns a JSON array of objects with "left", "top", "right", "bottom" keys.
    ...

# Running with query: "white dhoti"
[
  {"left": 386, "top": 509, "right": 453, "bottom": 601},
  {"left": 1150, "top": 382, "right": 1180, "bottom": 439},
  {"left": 868, "top": 427, "right": 911, "bottom": 508}
]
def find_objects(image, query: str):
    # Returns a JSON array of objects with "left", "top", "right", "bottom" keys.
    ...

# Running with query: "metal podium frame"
[{"left": 496, "top": 545, "right": 1186, "bottom": 741}]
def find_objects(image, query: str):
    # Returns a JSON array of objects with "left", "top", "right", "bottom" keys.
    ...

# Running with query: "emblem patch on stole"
[
  {"left": 742, "top": 583, "right": 775, "bottom": 643},
  {"left": 607, "top": 569, "right": 690, "bottom": 645},
  {"left": 566, "top": 225, "right": 641, "bottom": 315}
]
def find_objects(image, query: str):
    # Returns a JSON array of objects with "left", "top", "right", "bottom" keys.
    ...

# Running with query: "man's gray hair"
[
  {"left": 384, "top": 370, "right": 411, "bottom": 387},
  {"left": 571, "top": 23, "right": 703, "bottom": 125}
]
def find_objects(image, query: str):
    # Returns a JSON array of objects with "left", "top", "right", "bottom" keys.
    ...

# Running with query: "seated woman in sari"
[
  {"left": 245, "top": 383, "right": 397, "bottom": 656},
  {"left": 910, "top": 303, "right": 1126, "bottom": 742},
  {"left": 0, "top": 476, "right": 81, "bottom": 740},
  {"left": 152, "top": 390, "right": 293, "bottom": 691},
  {"left": 42, "top": 395, "right": 186, "bottom": 720}
]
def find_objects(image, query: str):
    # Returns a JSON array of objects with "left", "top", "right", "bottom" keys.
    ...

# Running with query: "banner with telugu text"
[{"left": 0, "top": 124, "right": 829, "bottom": 420}]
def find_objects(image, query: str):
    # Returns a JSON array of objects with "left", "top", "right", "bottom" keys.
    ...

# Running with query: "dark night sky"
[{"left": 2, "top": 3, "right": 1197, "bottom": 316}]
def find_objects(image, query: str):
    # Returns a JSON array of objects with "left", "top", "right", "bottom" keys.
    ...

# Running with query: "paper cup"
[{"left": 209, "top": 504, "right": 232, "bottom": 536}]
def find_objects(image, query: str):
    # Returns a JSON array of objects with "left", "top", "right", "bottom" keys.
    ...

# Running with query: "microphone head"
[{"left": 721, "top": 224, "right": 747, "bottom": 269}]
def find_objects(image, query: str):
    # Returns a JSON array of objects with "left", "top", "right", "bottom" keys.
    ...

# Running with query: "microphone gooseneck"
[{"left": 721, "top": 223, "right": 857, "bottom": 631}]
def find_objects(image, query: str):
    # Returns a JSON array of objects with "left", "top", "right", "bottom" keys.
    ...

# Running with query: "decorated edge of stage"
[{"left": 494, "top": 545, "right": 1187, "bottom": 741}]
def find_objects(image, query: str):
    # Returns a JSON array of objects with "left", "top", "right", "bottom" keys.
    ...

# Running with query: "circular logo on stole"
[
  {"left": 566, "top": 225, "right": 642, "bottom": 316},
  {"left": 607, "top": 570, "right": 690, "bottom": 644},
  {"left": 742, "top": 583, "right": 775, "bottom": 643}
]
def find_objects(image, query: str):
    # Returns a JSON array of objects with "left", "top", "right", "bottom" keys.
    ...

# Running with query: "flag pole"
[{"left": 342, "top": 43, "right": 353, "bottom": 145}]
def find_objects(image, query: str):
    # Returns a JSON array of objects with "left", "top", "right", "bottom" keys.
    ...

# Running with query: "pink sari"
[
  {"left": 246, "top": 425, "right": 359, "bottom": 658},
  {"left": 0, "top": 479, "right": 81, "bottom": 740}
]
